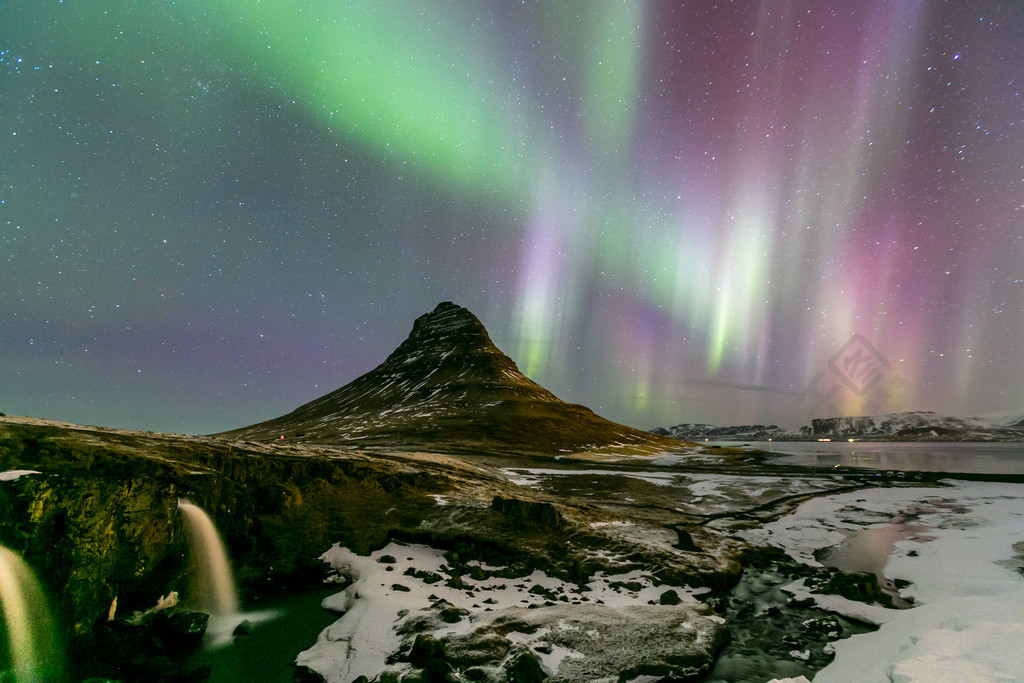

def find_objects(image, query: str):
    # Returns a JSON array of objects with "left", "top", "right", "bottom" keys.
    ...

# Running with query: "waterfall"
[
  {"left": 177, "top": 499, "right": 239, "bottom": 616},
  {"left": 0, "top": 546, "right": 64, "bottom": 682}
]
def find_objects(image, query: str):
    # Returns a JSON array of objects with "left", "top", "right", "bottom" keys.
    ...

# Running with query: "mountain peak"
[
  {"left": 420, "top": 300, "right": 476, "bottom": 324},
  {"left": 371, "top": 302, "right": 523, "bottom": 388},
  {"left": 413, "top": 301, "right": 482, "bottom": 336},
  {"left": 387, "top": 301, "right": 497, "bottom": 362},
  {"left": 218, "top": 302, "right": 674, "bottom": 454}
]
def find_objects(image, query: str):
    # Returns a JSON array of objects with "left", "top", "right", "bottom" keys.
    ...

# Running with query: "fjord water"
[
  {"left": 748, "top": 441, "right": 1024, "bottom": 474},
  {"left": 0, "top": 546, "right": 64, "bottom": 682},
  {"left": 177, "top": 499, "right": 239, "bottom": 616}
]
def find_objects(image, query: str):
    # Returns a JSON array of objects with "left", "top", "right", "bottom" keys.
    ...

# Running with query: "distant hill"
[
  {"left": 654, "top": 411, "right": 1024, "bottom": 442},
  {"left": 650, "top": 424, "right": 780, "bottom": 442},
  {"left": 217, "top": 302, "right": 677, "bottom": 454}
]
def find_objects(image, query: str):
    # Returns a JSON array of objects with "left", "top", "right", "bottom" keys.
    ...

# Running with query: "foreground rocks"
[
  {"left": 702, "top": 548, "right": 879, "bottom": 681},
  {"left": 295, "top": 539, "right": 730, "bottom": 682},
  {"left": 410, "top": 603, "right": 728, "bottom": 683}
]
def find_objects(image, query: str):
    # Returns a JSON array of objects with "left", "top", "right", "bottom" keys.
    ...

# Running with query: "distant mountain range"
[
  {"left": 218, "top": 302, "right": 676, "bottom": 454},
  {"left": 653, "top": 411, "right": 1024, "bottom": 442}
]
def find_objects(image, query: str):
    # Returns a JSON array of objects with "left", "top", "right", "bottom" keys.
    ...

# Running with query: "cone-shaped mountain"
[{"left": 218, "top": 302, "right": 674, "bottom": 453}]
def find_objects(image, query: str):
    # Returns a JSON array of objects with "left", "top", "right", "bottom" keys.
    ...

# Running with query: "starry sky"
[{"left": 3, "top": 1, "right": 1023, "bottom": 435}]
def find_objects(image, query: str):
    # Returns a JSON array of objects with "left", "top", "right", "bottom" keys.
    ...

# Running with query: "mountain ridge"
[{"left": 654, "top": 410, "right": 1024, "bottom": 442}]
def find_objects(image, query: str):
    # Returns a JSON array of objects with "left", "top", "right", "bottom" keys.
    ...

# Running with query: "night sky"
[{"left": 3, "top": 1, "right": 1023, "bottom": 435}]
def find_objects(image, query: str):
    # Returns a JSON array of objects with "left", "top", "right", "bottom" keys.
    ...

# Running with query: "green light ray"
[
  {"left": 579, "top": 2, "right": 644, "bottom": 159},
  {"left": 203, "top": 1, "right": 537, "bottom": 199}
]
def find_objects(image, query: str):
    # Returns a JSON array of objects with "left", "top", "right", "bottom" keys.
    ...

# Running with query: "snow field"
[{"left": 744, "top": 481, "right": 1024, "bottom": 682}]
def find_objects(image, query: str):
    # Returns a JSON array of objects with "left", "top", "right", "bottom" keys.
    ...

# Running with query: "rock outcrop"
[{"left": 416, "top": 603, "right": 728, "bottom": 682}]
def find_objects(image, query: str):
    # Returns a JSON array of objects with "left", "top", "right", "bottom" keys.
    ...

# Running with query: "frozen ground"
[
  {"left": 296, "top": 541, "right": 711, "bottom": 681},
  {"left": 743, "top": 481, "right": 1024, "bottom": 682},
  {"left": 499, "top": 465, "right": 847, "bottom": 518}
]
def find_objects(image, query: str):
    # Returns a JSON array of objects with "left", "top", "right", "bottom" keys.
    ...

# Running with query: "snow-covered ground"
[
  {"left": 744, "top": 481, "right": 1024, "bottom": 682},
  {"left": 291, "top": 463, "right": 1024, "bottom": 681},
  {"left": 296, "top": 542, "right": 707, "bottom": 681}
]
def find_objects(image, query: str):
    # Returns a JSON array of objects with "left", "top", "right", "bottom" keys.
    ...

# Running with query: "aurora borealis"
[{"left": 3, "top": 1, "right": 1023, "bottom": 434}]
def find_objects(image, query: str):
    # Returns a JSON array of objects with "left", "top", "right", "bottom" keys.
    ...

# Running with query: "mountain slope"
[{"left": 217, "top": 302, "right": 675, "bottom": 453}]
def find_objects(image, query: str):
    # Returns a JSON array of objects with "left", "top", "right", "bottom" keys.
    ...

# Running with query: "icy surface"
[
  {"left": 0, "top": 469, "right": 41, "bottom": 481},
  {"left": 742, "top": 481, "right": 1024, "bottom": 682}
]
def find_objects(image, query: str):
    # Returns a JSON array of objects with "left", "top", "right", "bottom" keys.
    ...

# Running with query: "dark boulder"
[
  {"left": 504, "top": 650, "right": 546, "bottom": 683},
  {"left": 659, "top": 589, "right": 682, "bottom": 605},
  {"left": 408, "top": 634, "right": 451, "bottom": 683}
]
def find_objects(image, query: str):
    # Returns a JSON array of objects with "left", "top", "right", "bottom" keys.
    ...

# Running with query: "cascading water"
[
  {"left": 0, "top": 545, "right": 64, "bottom": 682},
  {"left": 177, "top": 499, "right": 239, "bottom": 616}
]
